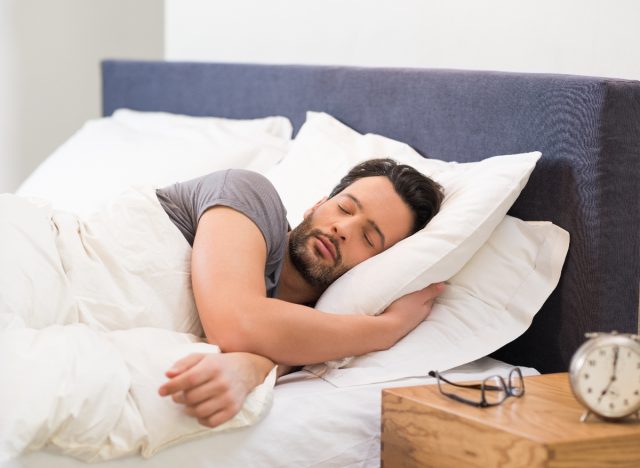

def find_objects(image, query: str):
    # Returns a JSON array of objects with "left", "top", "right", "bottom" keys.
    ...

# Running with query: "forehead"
[{"left": 338, "top": 176, "right": 414, "bottom": 245}]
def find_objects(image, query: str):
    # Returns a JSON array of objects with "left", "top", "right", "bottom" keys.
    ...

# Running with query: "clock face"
[{"left": 574, "top": 343, "right": 640, "bottom": 418}]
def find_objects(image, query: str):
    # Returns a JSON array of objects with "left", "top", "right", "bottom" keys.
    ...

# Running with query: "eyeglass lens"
[
  {"left": 509, "top": 369, "right": 524, "bottom": 397},
  {"left": 483, "top": 375, "right": 507, "bottom": 405}
]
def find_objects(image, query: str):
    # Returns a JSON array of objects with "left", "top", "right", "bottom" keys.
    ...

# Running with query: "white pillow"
[
  {"left": 265, "top": 112, "right": 561, "bottom": 384},
  {"left": 16, "top": 109, "right": 292, "bottom": 216},
  {"left": 266, "top": 112, "right": 539, "bottom": 313},
  {"left": 305, "top": 215, "right": 569, "bottom": 386}
]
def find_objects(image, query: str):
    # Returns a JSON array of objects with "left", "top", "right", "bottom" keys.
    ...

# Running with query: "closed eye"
[
  {"left": 340, "top": 193, "right": 386, "bottom": 249},
  {"left": 364, "top": 233, "right": 374, "bottom": 248}
]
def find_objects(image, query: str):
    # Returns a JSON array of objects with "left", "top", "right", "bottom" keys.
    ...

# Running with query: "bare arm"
[
  {"left": 160, "top": 206, "right": 436, "bottom": 427},
  {"left": 191, "top": 206, "right": 439, "bottom": 366}
]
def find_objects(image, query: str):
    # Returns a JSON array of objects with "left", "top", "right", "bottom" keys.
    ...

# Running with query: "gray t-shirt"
[{"left": 155, "top": 169, "right": 289, "bottom": 297}]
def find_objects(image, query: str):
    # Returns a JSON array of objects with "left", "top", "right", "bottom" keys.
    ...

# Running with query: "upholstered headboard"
[{"left": 102, "top": 60, "right": 640, "bottom": 374}]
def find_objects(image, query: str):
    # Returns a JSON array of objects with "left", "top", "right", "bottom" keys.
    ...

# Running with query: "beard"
[{"left": 288, "top": 215, "right": 348, "bottom": 290}]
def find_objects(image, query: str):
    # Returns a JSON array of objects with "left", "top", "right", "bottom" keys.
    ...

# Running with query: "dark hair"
[{"left": 329, "top": 158, "right": 444, "bottom": 235}]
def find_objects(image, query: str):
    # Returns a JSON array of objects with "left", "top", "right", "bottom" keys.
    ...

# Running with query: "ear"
[{"left": 303, "top": 196, "right": 328, "bottom": 219}]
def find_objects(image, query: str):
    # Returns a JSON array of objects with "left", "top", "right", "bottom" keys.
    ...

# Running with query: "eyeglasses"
[{"left": 428, "top": 368, "right": 525, "bottom": 408}]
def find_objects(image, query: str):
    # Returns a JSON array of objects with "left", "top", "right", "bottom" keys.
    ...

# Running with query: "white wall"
[
  {"left": 3, "top": 1, "right": 638, "bottom": 192},
  {"left": 166, "top": 0, "right": 640, "bottom": 80},
  {"left": 0, "top": 0, "right": 164, "bottom": 192},
  {"left": 0, "top": 2, "right": 21, "bottom": 192}
]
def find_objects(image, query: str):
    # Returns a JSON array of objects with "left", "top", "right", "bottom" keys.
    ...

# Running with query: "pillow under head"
[{"left": 266, "top": 112, "right": 567, "bottom": 384}]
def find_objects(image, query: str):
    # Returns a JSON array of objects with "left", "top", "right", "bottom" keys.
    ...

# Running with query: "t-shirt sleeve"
[
  {"left": 196, "top": 170, "right": 289, "bottom": 263},
  {"left": 156, "top": 169, "right": 289, "bottom": 271}
]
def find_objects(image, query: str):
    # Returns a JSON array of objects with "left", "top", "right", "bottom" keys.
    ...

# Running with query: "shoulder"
[
  {"left": 207, "top": 169, "right": 285, "bottom": 218},
  {"left": 190, "top": 169, "right": 285, "bottom": 217},
  {"left": 193, "top": 169, "right": 279, "bottom": 200},
  {"left": 219, "top": 169, "right": 279, "bottom": 194},
  {"left": 197, "top": 169, "right": 289, "bottom": 253}
]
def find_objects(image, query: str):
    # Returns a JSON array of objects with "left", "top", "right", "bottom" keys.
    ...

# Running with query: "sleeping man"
[{"left": 156, "top": 158, "right": 445, "bottom": 428}]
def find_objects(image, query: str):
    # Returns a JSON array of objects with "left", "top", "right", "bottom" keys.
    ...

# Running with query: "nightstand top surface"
[{"left": 383, "top": 372, "right": 640, "bottom": 444}]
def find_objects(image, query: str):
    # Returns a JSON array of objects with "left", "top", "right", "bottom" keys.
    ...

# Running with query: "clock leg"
[{"left": 580, "top": 410, "right": 592, "bottom": 423}]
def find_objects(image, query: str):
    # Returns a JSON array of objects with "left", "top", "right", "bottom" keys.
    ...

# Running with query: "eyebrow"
[{"left": 342, "top": 193, "right": 386, "bottom": 248}]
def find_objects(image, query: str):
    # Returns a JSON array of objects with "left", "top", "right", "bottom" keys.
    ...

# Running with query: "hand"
[
  {"left": 158, "top": 352, "right": 273, "bottom": 428},
  {"left": 597, "top": 346, "right": 619, "bottom": 403},
  {"left": 377, "top": 282, "right": 445, "bottom": 348}
]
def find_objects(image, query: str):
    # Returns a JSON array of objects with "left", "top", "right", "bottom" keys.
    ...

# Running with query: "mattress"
[{"left": 7, "top": 357, "right": 538, "bottom": 468}]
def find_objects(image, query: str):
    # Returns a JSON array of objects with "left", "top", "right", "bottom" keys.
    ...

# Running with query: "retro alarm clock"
[{"left": 569, "top": 331, "right": 640, "bottom": 422}]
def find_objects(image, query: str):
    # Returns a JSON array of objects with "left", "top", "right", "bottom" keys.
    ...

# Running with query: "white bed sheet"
[{"left": 5, "top": 357, "right": 538, "bottom": 468}]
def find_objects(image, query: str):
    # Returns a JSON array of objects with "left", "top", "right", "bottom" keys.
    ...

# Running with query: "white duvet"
[{"left": 0, "top": 188, "right": 276, "bottom": 463}]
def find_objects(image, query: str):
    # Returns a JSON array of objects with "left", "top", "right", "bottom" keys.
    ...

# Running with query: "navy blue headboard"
[{"left": 102, "top": 59, "right": 640, "bottom": 374}]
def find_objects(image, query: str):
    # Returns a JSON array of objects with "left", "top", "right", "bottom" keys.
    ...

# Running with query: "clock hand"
[
  {"left": 597, "top": 383, "right": 612, "bottom": 403},
  {"left": 597, "top": 346, "right": 619, "bottom": 404}
]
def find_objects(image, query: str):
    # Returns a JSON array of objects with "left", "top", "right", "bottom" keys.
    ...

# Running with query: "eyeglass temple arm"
[
  {"left": 442, "top": 391, "right": 487, "bottom": 408},
  {"left": 430, "top": 372, "right": 486, "bottom": 390},
  {"left": 429, "top": 371, "right": 511, "bottom": 392}
]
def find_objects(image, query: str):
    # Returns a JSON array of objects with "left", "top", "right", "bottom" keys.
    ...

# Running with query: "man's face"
[{"left": 288, "top": 176, "right": 414, "bottom": 289}]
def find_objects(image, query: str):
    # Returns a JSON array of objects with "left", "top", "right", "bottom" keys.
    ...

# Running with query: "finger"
[
  {"left": 424, "top": 298, "right": 436, "bottom": 313},
  {"left": 186, "top": 390, "right": 242, "bottom": 423},
  {"left": 172, "top": 391, "right": 185, "bottom": 404},
  {"left": 421, "top": 282, "right": 445, "bottom": 301},
  {"left": 165, "top": 353, "right": 205, "bottom": 378},
  {"left": 180, "top": 378, "right": 226, "bottom": 406},
  {"left": 198, "top": 407, "right": 238, "bottom": 429},
  {"left": 183, "top": 395, "right": 227, "bottom": 420},
  {"left": 159, "top": 360, "right": 211, "bottom": 397}
]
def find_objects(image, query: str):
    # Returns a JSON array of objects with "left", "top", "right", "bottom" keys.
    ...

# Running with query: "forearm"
[
  {"left": 190, "top": 205, "right": 441, "bottom": 369},
  {"left": 190, "top": 208, "right": 396, "bottom": 367},
  {"left": 203, "top": 298, "right": 388, "bottom": 366}
]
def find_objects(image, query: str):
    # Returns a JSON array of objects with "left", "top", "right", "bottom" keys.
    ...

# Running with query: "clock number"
[
  {"left": 588, "top": 359, "right": 596, "bottom": 366},
  {"left": 599, "top": 349, "right": 606, "bottom": 357}
]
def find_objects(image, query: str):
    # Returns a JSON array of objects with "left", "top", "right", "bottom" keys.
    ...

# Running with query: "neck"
[{"left": 275, "top": 236, "right": 323, "bottom": 305}]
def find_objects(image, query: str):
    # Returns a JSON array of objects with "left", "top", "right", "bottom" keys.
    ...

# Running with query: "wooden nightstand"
[{"left": 381, "top": 373, "right": 640, "bottom": 467}]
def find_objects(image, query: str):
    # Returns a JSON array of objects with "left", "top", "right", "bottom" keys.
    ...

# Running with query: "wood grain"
[{"left": 381, "top": 373, "right": 640, "bottom": 467}]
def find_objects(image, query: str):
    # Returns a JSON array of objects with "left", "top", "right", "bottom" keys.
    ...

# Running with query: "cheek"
[{"left": 343, "top": 242, "right": 373, "bottom": 267}]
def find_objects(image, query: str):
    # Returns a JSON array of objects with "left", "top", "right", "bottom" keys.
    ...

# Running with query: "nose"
[{"left": 330, "top": 219, "right": 351, "bottom": 243}]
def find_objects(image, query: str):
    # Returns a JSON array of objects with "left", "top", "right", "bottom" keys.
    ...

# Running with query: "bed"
[{"left": 6, "top": 60, "right": 640, "bottom": 467}]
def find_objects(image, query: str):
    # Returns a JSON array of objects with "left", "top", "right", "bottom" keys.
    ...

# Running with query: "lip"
[{"left": 315, "top": 235, "right": 337, "bottom": 261}]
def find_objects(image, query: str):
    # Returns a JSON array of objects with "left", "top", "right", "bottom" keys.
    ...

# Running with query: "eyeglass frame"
[{"left": 427, "top": 367, "right": 525, "bottom": 408}]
